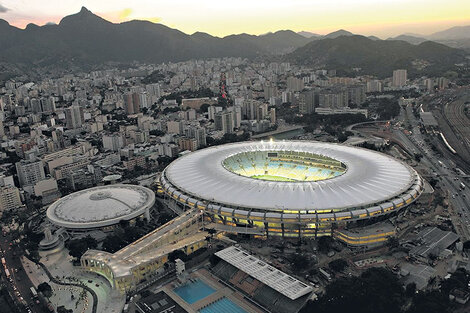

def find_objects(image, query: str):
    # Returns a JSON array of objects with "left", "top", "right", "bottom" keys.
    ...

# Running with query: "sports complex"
[
  {"left": 46, "top": 184, "right": 155, "bottom": 231},
  {"left": 158, "top": 140, "right": 424, "bottom": 240},
  {"left": 76, "top": 140, "right": 424, "bottom": 299}
]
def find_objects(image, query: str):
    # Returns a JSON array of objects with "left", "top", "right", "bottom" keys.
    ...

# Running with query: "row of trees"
[{"left": 301, "top": 267, "right": 460, "bottom": 313}]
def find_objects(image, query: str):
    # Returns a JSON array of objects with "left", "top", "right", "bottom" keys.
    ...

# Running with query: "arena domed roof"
[{"left": 47, "top": 184, "right": 155, "bottom": 229}]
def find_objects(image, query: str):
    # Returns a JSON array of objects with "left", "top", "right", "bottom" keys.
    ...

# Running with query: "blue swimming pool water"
[
  {"left": 200, "top": 297, "right": 248, "bottom": 313},
  {"left": 173, "top": 279, "right": 216, "bottom": 304}
]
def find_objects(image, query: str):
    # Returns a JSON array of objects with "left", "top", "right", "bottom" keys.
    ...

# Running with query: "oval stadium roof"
[{"left": 164, "top": 141, "right": 419, "bottom": 212}]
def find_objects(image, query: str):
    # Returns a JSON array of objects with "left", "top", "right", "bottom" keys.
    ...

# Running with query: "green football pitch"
[{"left": 250, "top": 174, "right": 297, "bottom": 182}]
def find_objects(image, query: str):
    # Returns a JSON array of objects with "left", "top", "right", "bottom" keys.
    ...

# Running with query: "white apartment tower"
[
  {"left": 65, "top": 105, "right": 84, "bottom": 129},
  {"left": 392, "top": 69, "right": 407, "bottom": 88},
  {"left": 15, "top": 159, "right": 46, "bottom": 187}
]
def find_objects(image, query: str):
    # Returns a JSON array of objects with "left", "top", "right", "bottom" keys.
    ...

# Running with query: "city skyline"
[{"left": 0, "top": 0, "right": 469, "bottom": 38}]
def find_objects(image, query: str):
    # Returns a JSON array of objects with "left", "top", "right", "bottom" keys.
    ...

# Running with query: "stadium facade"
[{"left": 158, "top": 141, "right": 423, "bottom": 241}]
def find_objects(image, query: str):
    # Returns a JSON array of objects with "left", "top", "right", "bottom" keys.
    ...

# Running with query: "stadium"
[
  {"left": 46, "top": 184, "right": 155, "bottom": 232},
  {"left": 158, "top": 140, "right": 424, "bottom": 239}
]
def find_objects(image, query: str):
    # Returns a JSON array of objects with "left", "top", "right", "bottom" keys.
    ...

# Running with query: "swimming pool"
[
  {"left": 173, "top": 279, "right": 216, "bottom": 304},
  {"left": 200, "top": 297, "right": 248, "bottom": 313}
]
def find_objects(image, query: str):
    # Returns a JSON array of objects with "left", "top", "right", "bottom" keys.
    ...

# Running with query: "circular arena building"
[
  {"left": 47, "top": 184, "right": 155, "bottom": 231},
  {"left": 158, "top": 141, "right": 423, "bottom": 238}
]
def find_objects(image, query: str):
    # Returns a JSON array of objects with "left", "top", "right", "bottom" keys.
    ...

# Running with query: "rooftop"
[
  {"left": 215, "top": 246, "right": 313, "bottom": 300},
  {"left": 409, "top": 227, "right": 459, "bottom": 258},
  {"left": 46, "top": 184, "right": 155, "bottom": 229},
  {"left": 164, "top": 141, "right": 419, "bottom": 211},
  {"left": 136, "top": 291, "right": 187, "bottom": 313},
  {"left": 420, "top": 112, "right": 438, "bottom": 127}
]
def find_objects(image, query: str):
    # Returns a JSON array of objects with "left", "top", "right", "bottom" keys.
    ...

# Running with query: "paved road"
[
  {"left": 0, "top": 233, "right": 46, "bottom": 313},
  {"left": 400, "top": 105, "right": 470, "bottom": 239},
  {"left": 38, "top": 263, "right": 98, "bottom": 313}
]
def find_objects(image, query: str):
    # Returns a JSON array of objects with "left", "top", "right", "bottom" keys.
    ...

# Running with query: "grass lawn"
[{"left": 250, "top": 174, "right": 297, "bottom": 182}]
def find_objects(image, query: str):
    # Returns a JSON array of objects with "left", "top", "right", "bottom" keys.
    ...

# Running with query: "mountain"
[
  {"left": 368, "top": 36, "right": 381, "bottom": 41},
  {"left": 0, "top": 7, "right": 312, "bottom": 68},
  {"left": 297, "top": 31, "right": 321, "bottom": 38},
  {"left": 429, "top": 25, "right": 470, "bottom": 39},
  {"left": 392, "top": 26, "right": 470, "bottom": 51},
  {"left": 323, "top": 29, "right": 354, "bottom": 39},
  {"left": 286, "top": 35, "right": 466, "bottom": 78},
  {"left": 0, "top": 8, "right": 467, "bottom": 74},
  {"left": 387, "top": 35, "right": 428, "bottom": 45}
]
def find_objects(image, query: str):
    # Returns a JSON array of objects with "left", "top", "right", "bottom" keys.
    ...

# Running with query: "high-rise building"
[
  {"left": 208, "top": 106, "right": 222, "bottom": 121},
  {"left": 178, "top": 137, "right": 198, "bottom": 152},
  {"left": 244, "top": 99, "right": 261, "bottom": 120},
  {"left": 299, "top": 90, "right": 316, "bottom": 114},
  {"left": 15, "top": 159, "right": 46, "bottom": 187},
  {"left": 392, "top": 69, "right": 407, "bottom": 88},
  {"left": 257, "top": 103, "right": 268, "bottom": 121},
  {"left": 124, "top": 93, "right": 141, "bottom": 114},
  {"left": 215, "top": 111, "right": 234, "bottom": 134},
  {"left": 187, "top": 126, "right": 207, "bottom": 148},
  {"left": 167, "top": 121, "right": 184, "bottom": 135},
  {"left": 424, "top": 78, "right": 434, "bottom": 92},
  {"left": 146, "top": 83, "right": 161, "bottom": 98},
  {"left": 318, "top": 88, "right": 349, "bottom": 108},
  {"left": 139, "top": 92, "right": 149, "bottom": 109},
  {"left": 263, "top": 84, "right": 278, "bottom": 100},
  {"left": 347, "top": 85, "right": 366, "bottom": 106},
  {"left": 65, "top": 105, "right": 84, "bottom": 129},
  {"left": 366, "top": 80, "right": 383, "bottom": 93},
  {"left": 287, "top": 77, "right": 305, "bottom": 92},
  {"left": 102, "top": 134, "right": 124, "bottom": 152},
  {"left": 226, "top": 106, "right": 242, "bottom": 128},
  {"left": 270, "top": 108, "right": 276, "bottom": 124},
  {"left": 195, "top": 127, "right": 206, "bottom": 147},
  {"left": 437, "top": 77, "right": 449, "bottom": 90},
  {"left": 132, "top": 93, "right": 141, "bottom": 111},
  {"left": 0, "top": 185, "right": 22, "bottom": 213},
  {"left": 181, "top": 109, "right": 197, "bottom": 121}
]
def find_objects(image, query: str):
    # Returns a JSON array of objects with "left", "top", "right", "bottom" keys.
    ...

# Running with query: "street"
[{"left": 0, "top": 232, "right": 45, "bottom": 313}]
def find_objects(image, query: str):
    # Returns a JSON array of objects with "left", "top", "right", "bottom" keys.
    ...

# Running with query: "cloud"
[
  {"left": 119, "top": 8, "right": 132, "bottom": 20},
  {"left": 0, "top": 3, "right": 9, "bottom": 13}
]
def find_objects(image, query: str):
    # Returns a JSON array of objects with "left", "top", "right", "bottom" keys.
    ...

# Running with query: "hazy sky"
[{"left": 0, "top": 0, "right": 469, "bottom": 38}]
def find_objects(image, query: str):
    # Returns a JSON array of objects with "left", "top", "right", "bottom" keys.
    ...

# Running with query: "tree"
[
  {"left": 199, "top": 103, "right": 211, "bottom": 114},
  {"left": 301, "top": 268, "right": 404, "bottom": 313},
  {"left": 102, "top": 235, "right": 126, "bottom": 253},
  {"left": 38, "top": 282, "right": 53, "bottom": 298},
  {"left": 57, "top": 306, "right": 73, "bottom": 313},
  {"left": 405, "top": 282, "right": 416, "bottom": 297},
  {"left": 149, "top": 129, "right": 165, "bottom": 137},
  {"left": 66, "top": 235, "right": 97, "bottom": 259},
  {"left": 119, "top": 219, "right": 130, "bottom": 229},
  {"left": 406, "top": 290, "right": 452, "bottom": 313},
  {"left": 329, "top": 259, "right": 348, "bottom": 272},
  {"left": 463, "top": 240, "right": 470, "bottom": 250},
  {"left": 414, "top": 153, "right": 423, "bottom": 162},
  {"left": 291, "top": 254, "right": 310, "bottom": 271},
  {"left": 387, "top": 237, "right": 399, "bottom": 249},
  {"left": 317, "top": 236, "right": 334, "bottom": 254}
]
